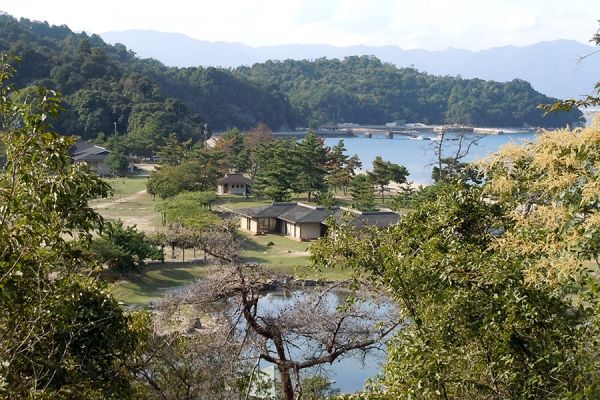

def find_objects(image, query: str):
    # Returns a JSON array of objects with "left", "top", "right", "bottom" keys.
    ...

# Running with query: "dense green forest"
[
  {"left": 0, "top": 13, "right": 581, "bottom": 154},
  {"left": 235, "top": 57, "right": 582, "bottom": 128}
]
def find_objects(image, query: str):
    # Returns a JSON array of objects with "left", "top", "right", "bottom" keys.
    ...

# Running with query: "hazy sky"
[{"left": 2, "top": 0, "right": 599, "bottom": 50}]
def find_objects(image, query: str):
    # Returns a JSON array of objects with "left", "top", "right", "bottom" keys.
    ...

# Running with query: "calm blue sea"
[{"left": 323, "top": 131, "right": 537, "bottom": 185}]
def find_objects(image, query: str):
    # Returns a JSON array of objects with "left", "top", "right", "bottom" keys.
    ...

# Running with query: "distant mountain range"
[{"left": 101, "top": 30, "right": 600, "bottom": 100}]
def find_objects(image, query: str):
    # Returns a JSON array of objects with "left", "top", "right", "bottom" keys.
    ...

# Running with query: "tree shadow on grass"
[
  {"left": 242, "top": 255, "right": 270, "bottom": 265},
  {"left": 242, "top": 237, "right": 269, "bottom": 252}
]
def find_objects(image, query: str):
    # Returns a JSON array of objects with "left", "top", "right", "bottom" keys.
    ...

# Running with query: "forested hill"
[
  {"left": 0, "top": 14, "right": 294, "bottom": 154},
  {"left": 0, "top": 14, "right": 582, "bottom": 153},
  {"left": 235, "top": 57, "right": 582, "bottom": 128}
]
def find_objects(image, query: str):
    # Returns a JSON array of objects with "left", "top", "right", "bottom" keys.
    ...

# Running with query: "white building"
[{"left": 217, "top": 173, "right": 253, "bottom": 195}]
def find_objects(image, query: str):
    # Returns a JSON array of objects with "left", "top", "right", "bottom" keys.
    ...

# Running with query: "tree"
[
  {"left": 326, "top": 140, "right": 361, "bottom": 195},
  {"left": 105, "top": 149, "right": 129, "bottom": 176},
  {"left": 0, "top": 55, "right": 147, "bottom": 399},
  {"left": 135, "top": 332, "right": 253, "bottom": 400},
  {"left": 430, "top": 127, "right": 482, "bottom": 183},
  {"left": 311, "top": 182, "right": 596, "bottom": 399},
  {"left": 156, "top": 132, "right": 191, "bottom": 166},
  {"left": 481, "top": 124, "right": 600, "bottom": 285},
  {"left": 344, "top": 154, "right": 363, "bottom": 194},
  {"left": 157, "top": 266, "right": 398, "bottom": 400},
  {"left": 253, "top": 139, "right": 299, "bottom": 202},
  {"left": 156, "top": 191, "right": 219, "bottom": 227},
  {"left": 243, "top": 122, "right": 275, "bottom": 178},
  {"left": 90, "top": 220, "right": 164, "bottom": 273},
  {"left": 296, "top": 131, "right": 329, "bottom": 202},
  {"left": 349, "top": 174, "right": 376, "bottom": 211},
  {"left": 368, "top": 156, "right": 408, "bottom": 203},
  {"left": 146, "top": 151, "right": 221, "bottom": 200},
  {"left": 301, "top": 375, "right": 340, "bottom": 400},
  {"left": 311, "top": 123, "right": 600, "bottom": 398},
  {"left": 213, "top": 128, "right": 250, "bottom": 173}
]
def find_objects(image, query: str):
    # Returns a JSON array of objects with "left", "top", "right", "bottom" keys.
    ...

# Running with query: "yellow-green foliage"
[
  {"left": 482, "top": 123, "right": 600, "bottom": 283},
  {"left": 156, "top": 191, "right": 219, "bottom": 227}
]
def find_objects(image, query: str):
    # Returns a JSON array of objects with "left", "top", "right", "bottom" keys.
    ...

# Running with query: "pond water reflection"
[{"left": 255, "top": 289, "right": 392, "bottom": 394}]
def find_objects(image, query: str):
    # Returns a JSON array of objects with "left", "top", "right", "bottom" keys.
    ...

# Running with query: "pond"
[{"left": 254, "top": 289, "right": 394, "bottom": 394}]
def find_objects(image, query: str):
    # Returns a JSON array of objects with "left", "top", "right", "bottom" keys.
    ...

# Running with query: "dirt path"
[{"left": 92, "top": 190, "right": 148, "bottom": 210}]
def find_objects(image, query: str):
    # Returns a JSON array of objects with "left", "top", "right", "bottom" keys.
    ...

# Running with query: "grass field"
[
  {"left": 240, "top": 232, "right": 349, "bottom": 280},
  {"left": 92, "top": 176, "right": 163, "bottom": 231},
  {"left": 109, "top": 261, "right": 216, "bottom": 307},
  {"left": 110, "top": 232, "right": 350, "bottom": 307},
  {"left": 216, "top": 194, "right": 272, "bottom": 210},
  {"left": 97, "top": 191, "right": 163, "bottom": 231},
  {"left": 101, "top": 178, "right": 351, "bottom": 306},
  {"left": 90, "top": 176, "right": 149, "bottom": 205}
]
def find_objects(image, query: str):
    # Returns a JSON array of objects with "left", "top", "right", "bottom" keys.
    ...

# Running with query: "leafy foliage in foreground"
[
  {"left": 312, "top": 121, "right": 600, "bottom": 398},
  {"left": 0, "top": 55, "right": 147, "bottom": 399}
]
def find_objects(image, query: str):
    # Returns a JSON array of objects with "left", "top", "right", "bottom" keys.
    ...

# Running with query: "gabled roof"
[
  {"left": 71, "top": 142, "right": 110, "bottom": 161},
  {"left": 217, "top": 173, "right": 253, "bottom": 185},
  {"left": 349, "top": 211, "right": 400, "bottom": 228},
  {"left": 235, "top": 203, "right": 297, "bottom": 218},
  {"left": 327, "top": 209, "right": 400, "bottom": 228},
  {"left": 234, "top": 202, "right": 401, "bottom": 227},
  {"left": 278, "top": 204, "right": 335, "bottom": 223}
]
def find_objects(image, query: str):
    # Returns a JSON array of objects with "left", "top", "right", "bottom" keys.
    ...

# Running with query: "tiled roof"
[
  {"left": 234, "top": 202, "right": 401, "bottom": 228},
  {"left": 71, "top": 142, "right": 110, "bottom": 161},
  {"left": 326, "top": 209, "right": 400, "bottom": 228},
  {"left": 278, "top": 205, "right": 336, "bottom": 223},
  {"left": 217, "top": 173, "right": 253, "bottom": 185},
  {"left": 235, "top": 203, "right": 297, "bottom": 218},
  {"left": 351, "top": 211, "right": 400, "bottom": 227}
]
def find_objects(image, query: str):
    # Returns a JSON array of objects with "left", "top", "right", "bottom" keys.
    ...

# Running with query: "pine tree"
[
  {"left": 369, "top": 156, "right": 408, "bottom": 203},
  {"left": 296, "top": 131, "right": 329, "bottom": 202},
  {"left": 350, "top": 174, "right": 376, "bottom": 211},
  {"left": 326, "top": 140, "right": 349, "bottom": 193},
  {"left": 253, "top": 139, "right": 299, "bottom": 201}
]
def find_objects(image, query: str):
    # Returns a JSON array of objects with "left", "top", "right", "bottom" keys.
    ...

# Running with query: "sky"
[{"left": 1, "top": 0, "right": 599, "bottom": 50}]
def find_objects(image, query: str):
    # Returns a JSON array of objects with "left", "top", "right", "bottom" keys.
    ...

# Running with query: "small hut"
[{"left": 217, "top": 173, "right": 253, "bottom": 195}]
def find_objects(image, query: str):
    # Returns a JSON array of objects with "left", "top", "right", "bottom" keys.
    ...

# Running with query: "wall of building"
[
  {"left": 95, "top": 161, "right": 111, "bottom": 176},
  {"left": 229, "top": 184, "right": 248, "bottom": 195},
  {"left": 239, "top": 217, "right": 324, "bottom": 241},
  {"left": 218, "top": 183, "right": 248, "bottom": 195},
  {"left": 239, "top": 216, "right": 260, "bottom": 235},
  {"left": 258, "top": 217, "right": 277, "bottom": 233},
  {"left": 286, "top": 222, "right": 298, "bottom": 239},
  {"left": 77, "top": 160, "right": 111, "bottom": 176},
  {"left": 300, "top": 223, "right": 322, "bottom": 240}
]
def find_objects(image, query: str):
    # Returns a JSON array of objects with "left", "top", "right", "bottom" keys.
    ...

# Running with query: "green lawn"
[
  {"left": 103, "top": 184, "right": 352, "bottom": 307},
  {"left": 109, "top": 261, "right": 215, "bottom": 307},
  {"left": 240, "top": 232, "right": 349, "bottom": 280},
  {"left": 109, "top": 232, "right": 350, "bottom": 307},
  {"left": 96, "top": 190, "right": 163, "bottom": 231},
  {"left": 216, "top": 194, "right": 272, "bottom": 210},
  {"left": 109, "top": 175, "right": 149, "bottom": 196}
]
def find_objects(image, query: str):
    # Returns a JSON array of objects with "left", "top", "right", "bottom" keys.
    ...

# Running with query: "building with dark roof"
[
  {"left": 217, "top": 173, "right": 253, "bottom": 195},
  {"left": 70, "top": 142, "right": 111, "bottom": 175},
  {"left": 235, "top": 202, "right": 400, "bottom": 240}
]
